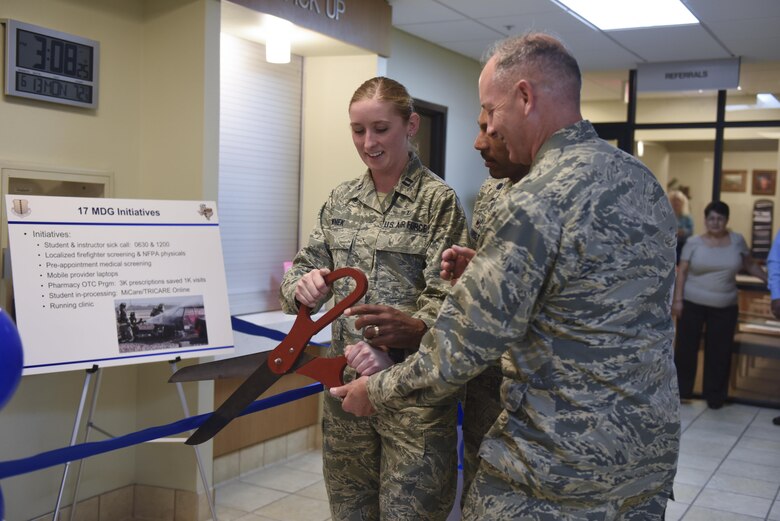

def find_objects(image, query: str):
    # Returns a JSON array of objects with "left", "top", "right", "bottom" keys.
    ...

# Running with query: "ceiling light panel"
[{"left": 553, "top": 0, "right": 699, "bottom": 30}]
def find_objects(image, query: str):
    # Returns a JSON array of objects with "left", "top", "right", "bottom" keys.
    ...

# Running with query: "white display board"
[{"left": 5, "top": 195, "right": 234, "bottom": 375}]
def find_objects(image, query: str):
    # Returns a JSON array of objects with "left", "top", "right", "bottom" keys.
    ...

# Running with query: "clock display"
[
  {"left": 16, "top": 28, "right": 94, "bottom": 81},
  {"left": 4, "top": 19, "right": 99, "bottom": 108},
  {"left": 16, "top": 71, "right": 93, "bottom": 103}
]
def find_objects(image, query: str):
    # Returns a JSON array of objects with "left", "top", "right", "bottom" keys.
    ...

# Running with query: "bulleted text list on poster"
[{"left": 5, "top": 195, "right": 234, "bottom": 375}]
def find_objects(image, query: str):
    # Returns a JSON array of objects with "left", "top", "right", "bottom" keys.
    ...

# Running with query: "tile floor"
[{"left": 212, "top": 401, "right": 780, "bottom": 521}]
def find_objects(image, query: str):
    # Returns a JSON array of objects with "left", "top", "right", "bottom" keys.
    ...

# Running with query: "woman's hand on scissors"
[
  {"left": 345, "top": 341, "right": 393, "bottom": 376},
  {"left": 344, "top": 304, "right": 427, "bottom": 350},
  {"left": 295, "top": 268, "right": 331, "bottom": 308}
]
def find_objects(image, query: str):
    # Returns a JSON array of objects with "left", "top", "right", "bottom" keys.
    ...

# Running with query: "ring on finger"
[
  {"left": 362, "top": 324, "right": 374, "bottom": 339},
  {"left": 365, "top": 324, "right": 380, "bottom": 338}
]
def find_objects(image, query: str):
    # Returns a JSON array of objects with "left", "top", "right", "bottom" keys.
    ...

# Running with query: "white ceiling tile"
[
  {"left": 609, "top": 26, "right": 733, "bottom": 63},
  {"left": 388, "top": 0, "right": 465, "bottom": 25},
  {"left": 685, "top": 0, "right": 780, "bottom": 23},
  {"left": 396, "top": 20, "right": 504, "bottom": 43},
  {"left": 438, "top": 0, "right": 559, "bottom": 18},
  {"left": 442, "top": 39, "right": 501, "bottom": 62},
  {"left": 706, "top": 18, "right": 780, "bottom": 43},
  {"left": 387, "top": 0, "right": 780, "bottom": 72},
  {"left": 725, "top": 35, "right": 780, "bottom": 64},
  {"left": 477, "top": 11, "right": 594, "bottom": 35},
  {"left": 561, "top": 31, "right": 645, "bottom": 71}
]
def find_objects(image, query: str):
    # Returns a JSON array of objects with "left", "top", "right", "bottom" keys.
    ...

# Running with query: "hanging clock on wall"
[{"left": 3, "top": 19, "right": 99, "bottom": 109}]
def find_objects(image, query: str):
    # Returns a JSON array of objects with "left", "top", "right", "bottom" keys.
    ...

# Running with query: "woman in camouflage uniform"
[{"left": 280, "top": 77, "right": 468, "bottom": 521}]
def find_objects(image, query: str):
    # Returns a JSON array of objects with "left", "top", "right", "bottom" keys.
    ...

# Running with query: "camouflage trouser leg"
[
  {"left": 322, "top": 394, "right": 381, "bottom": 521},
  {"left": 375, "top": 400, "right": 459, "bottom": 520},
  {"left": 613, "top": 489, "right": 670, "bottom": 521},
  {"left": 322, "top": 393, "right": 459, "bottom": 521},
  {"left": 463, "top": 461, "right": 669, "bottom": 521},
  {"left": 461, "top": 365, "right": 503, "bottom": 506}
]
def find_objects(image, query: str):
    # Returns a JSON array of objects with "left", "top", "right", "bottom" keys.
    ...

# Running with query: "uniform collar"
[
  {"left": 393, "top": 153, "right": 426, "bottom": 201},
  {"left": 534, "top": 119, "right": 597, "bottom": 165},
  {"left": 348, "top": 153, "right": 427, "bottom": 210}
]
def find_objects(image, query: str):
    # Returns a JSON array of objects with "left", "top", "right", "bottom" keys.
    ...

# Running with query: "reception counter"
[{"left": 731, "top": 279, "right": 780, "bottom": 406}]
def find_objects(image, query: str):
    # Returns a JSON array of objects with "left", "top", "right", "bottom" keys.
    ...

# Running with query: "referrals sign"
[
  {"left": 637, "top": 57, "right": 740, "bottom": 92},
  {"left": 5, "top": 195, "right": 234, "bottom": 375}
]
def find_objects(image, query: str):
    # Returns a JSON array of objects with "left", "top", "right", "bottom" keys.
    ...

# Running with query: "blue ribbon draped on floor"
[
  {"left": 0, "top": 381, "right": 323, "bottom": 480},
  {"left": 0, "top": 316, "right": 324, "bottom": 483}
]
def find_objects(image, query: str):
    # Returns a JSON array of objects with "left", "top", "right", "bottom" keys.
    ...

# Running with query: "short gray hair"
[{"left": 485, "top": 33, "right": 581, "bottom": 103}]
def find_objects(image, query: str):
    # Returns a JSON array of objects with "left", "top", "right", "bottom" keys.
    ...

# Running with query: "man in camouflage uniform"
[
  {"left": 333, "top": 33, "right": 680, "bottom": 520},
  {"left": 280, "top": 151, "right": 469, "bottom": 520},
  {"left": 441, "top": 108, "right": 529, "bottom": 503}
]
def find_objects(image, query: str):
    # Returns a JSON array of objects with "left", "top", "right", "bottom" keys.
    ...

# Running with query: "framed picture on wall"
[
  {"left": 721, "top": 170, "right": 747, "bottom": 192},
  {"left": 752, "top": 169, "right": 777, "bottom": 196}
]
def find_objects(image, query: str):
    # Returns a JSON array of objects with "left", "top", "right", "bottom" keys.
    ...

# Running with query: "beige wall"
[
  {"left": 387, "top": 29, "right": 484, "bottom": 222},
  {"left": 0, "top": 1, "right": 143, "bottom": 196},
  {"left": 0, "top": 1, "right": 218, "bottom": 519},
  {"left": 139, "top": 0, "right": 216, "bottom": 201},
  {"left": 582, "top": 99, "right": 627, "bottom": 123},
  {"left": 298, "top": 55, "right": 381, "bottom": 247}
]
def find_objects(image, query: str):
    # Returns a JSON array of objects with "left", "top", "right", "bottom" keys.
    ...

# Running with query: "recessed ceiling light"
[
  {"left": 264, "top": 15, "right": 292, "bottom": 64},
  {"left": 726, "top": 93, "right": 780, "bottom": 111},
  {"left": 552, "top": 0, "right": 699, "bottom": 30},
  {"left": 757, "top": 93, "right": 780, "bottom": 108}
]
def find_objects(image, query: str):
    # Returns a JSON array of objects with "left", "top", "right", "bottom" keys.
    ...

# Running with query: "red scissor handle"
[
  {"left": 295, "top": 355, "right": 349, "bottom": 388},
  {"left": 268, "top": 267, "right": 368, "bottom": 375}
]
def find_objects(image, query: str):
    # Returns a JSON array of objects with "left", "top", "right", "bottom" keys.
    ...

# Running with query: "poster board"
[{"left": 5, "top": 195, "right": 234, "bottom": 375}]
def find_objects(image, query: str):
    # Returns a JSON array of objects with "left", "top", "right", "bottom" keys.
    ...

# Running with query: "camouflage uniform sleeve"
[
  {"left": 412, "top": 189, "right": 469, "bottom": 330},
  {"left": 279, "top": 195, "right": 336, "bottom": 315},
  {"left": 367, "top": 195, "right": 556, "bottom": 408}
]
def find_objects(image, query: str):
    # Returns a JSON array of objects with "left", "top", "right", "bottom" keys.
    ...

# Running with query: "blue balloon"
[{"left": 0, "top": 308, "right": 23, "bottom": 409}]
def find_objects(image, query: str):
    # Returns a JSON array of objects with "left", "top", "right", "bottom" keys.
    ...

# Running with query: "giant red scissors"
[{"left": 170, "top": 267, "right": 367, "bottom": 445}]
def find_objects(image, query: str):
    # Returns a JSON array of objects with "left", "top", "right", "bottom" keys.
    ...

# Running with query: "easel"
[{"left": 53, "top": 359, "right": 218, "bottom": 521}]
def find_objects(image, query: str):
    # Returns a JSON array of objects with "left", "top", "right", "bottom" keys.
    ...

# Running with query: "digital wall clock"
[{"left": 3, "top": 19, "right": 99, "bottom": 109}]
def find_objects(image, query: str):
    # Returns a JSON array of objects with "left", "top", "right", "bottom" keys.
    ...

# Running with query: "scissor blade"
[
  {"left": 169, "top": 351, "right": 270, "bottom": 382},
  {"left": 186, "top": 364, "right": 281, "bottom": 445},
  {"left": 185, "top": 353, "right": 316, "bottom": 445}
]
